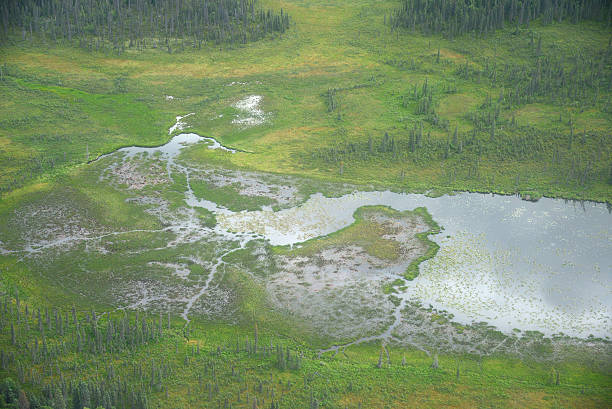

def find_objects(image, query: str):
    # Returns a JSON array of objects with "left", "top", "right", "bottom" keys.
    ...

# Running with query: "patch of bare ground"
[
  {"left": 8, "top": 197, "right": 107, "bottom": 253},
  {"left": 103, "top": 155, "right": 169, "bottom": 190},
  {"left": 390, "top": 301, "right": 612, "bottom": 362},
  {"left": 190, "top": 284, "right": 238, "bottom": 322}
]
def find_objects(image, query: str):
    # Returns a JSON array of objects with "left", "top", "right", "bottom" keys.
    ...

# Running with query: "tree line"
[
  {"left": 389, "top": 0, "right": 611, "bottom": 38},
  {"left": 0, "top": 0, "right": 290, "bottom": 52}
]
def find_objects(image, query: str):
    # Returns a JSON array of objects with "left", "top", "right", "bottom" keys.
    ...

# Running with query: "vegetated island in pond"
[
  {"left": 273, "top": 205, "right": 440, "bottom": 280},
  {"left": 265, "top": 205, "right": 440, "bottom": 341}
]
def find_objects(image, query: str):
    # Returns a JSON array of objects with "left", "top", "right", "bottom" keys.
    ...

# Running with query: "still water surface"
[{"left": 110, "top": 133, "right": 612, "bottom": 338}]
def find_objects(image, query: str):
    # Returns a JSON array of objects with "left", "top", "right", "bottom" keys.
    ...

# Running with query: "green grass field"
[{"left": 0, "top": 0, "right": 611, "bottom": 407}]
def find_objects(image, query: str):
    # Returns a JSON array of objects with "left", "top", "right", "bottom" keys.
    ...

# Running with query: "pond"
[
  {"left": 219, "top": 191, "right": 610, "bottom": 338},
  {"left": 98, "top": 129, "right": 612, "bottom": 339}
]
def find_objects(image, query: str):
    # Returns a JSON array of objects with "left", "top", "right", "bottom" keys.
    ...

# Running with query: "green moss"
[
  {"left": 519, "top": 190, "right": 543, "bottom": 202},
  {"left": 194, "top": 206, "right": 217, "bottom": 228},
  {"left": 383, "top": 278, "right": 405, "bottom": 294},
  {"left": 274, "top": 205, "right": 440, "bottom": 286}
]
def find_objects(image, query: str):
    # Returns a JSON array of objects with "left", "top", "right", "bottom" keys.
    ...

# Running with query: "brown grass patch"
[
  {"left": 440, "top": 49, "right": 466, "bottom": 61},
  {"left": 7, "top": 53, "right": 88, "bottom": 74}
]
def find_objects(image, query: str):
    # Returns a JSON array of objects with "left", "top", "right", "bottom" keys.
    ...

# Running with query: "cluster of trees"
[
  {"left": 401, "top": 78, "right": 456, "bottom": 129},
  {"left": 456, "top": 39, "right": 612, "bottom": 107},
  {"left": 324, "top": 81, "right": 379, "bottom": 121},
  {"left": 0, "top": 154, "right": 64, "bottom": 197},
  {"left": 390, "top": 0, "right": 611, "bottom": 38},
  {"left": 316, "top": 16, "right": 612, "bottom": 193},
  {"left": 1, "top": 298, "right": 167, "bottom": 357},
  {"left": 0, "top": 292, "right": 168, "bottom": 408},
  {"left": 318, "top": 8, "right": 612, "bottom": 193},
  {"left": 310, "top": 114, "right": 608, "bottom": 189},
  {"left": 403, "top": 78, "right": 436, "bottom": 115},
  {"left": 0, "top": 288, "right": 311, "bottom": 409},
  {"left": 326, "top": 89, "right": 339, "bottom": 113},
  {"left": 0, "top": 0, "right": 290, "bottom": 52}
]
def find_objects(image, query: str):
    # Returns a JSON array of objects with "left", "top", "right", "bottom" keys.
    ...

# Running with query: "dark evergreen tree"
[
  {"left": 0, "top": 0, "right": 290, "bottom": 50},
  {"left": 390, "top": 0, "right": 611, "bottom": 38}
]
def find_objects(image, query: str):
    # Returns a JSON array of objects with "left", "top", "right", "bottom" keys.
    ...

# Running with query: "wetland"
[
  {"left": 1, "top": 0, "right": 611, "bottom": 407},
  {"left": 3, "top": 117, "right": 609, "bottom": 358}
]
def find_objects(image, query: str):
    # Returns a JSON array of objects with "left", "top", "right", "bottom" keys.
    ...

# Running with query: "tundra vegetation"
[{"left": 0, "top": 0, "right": 611, "bottom": 408}]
